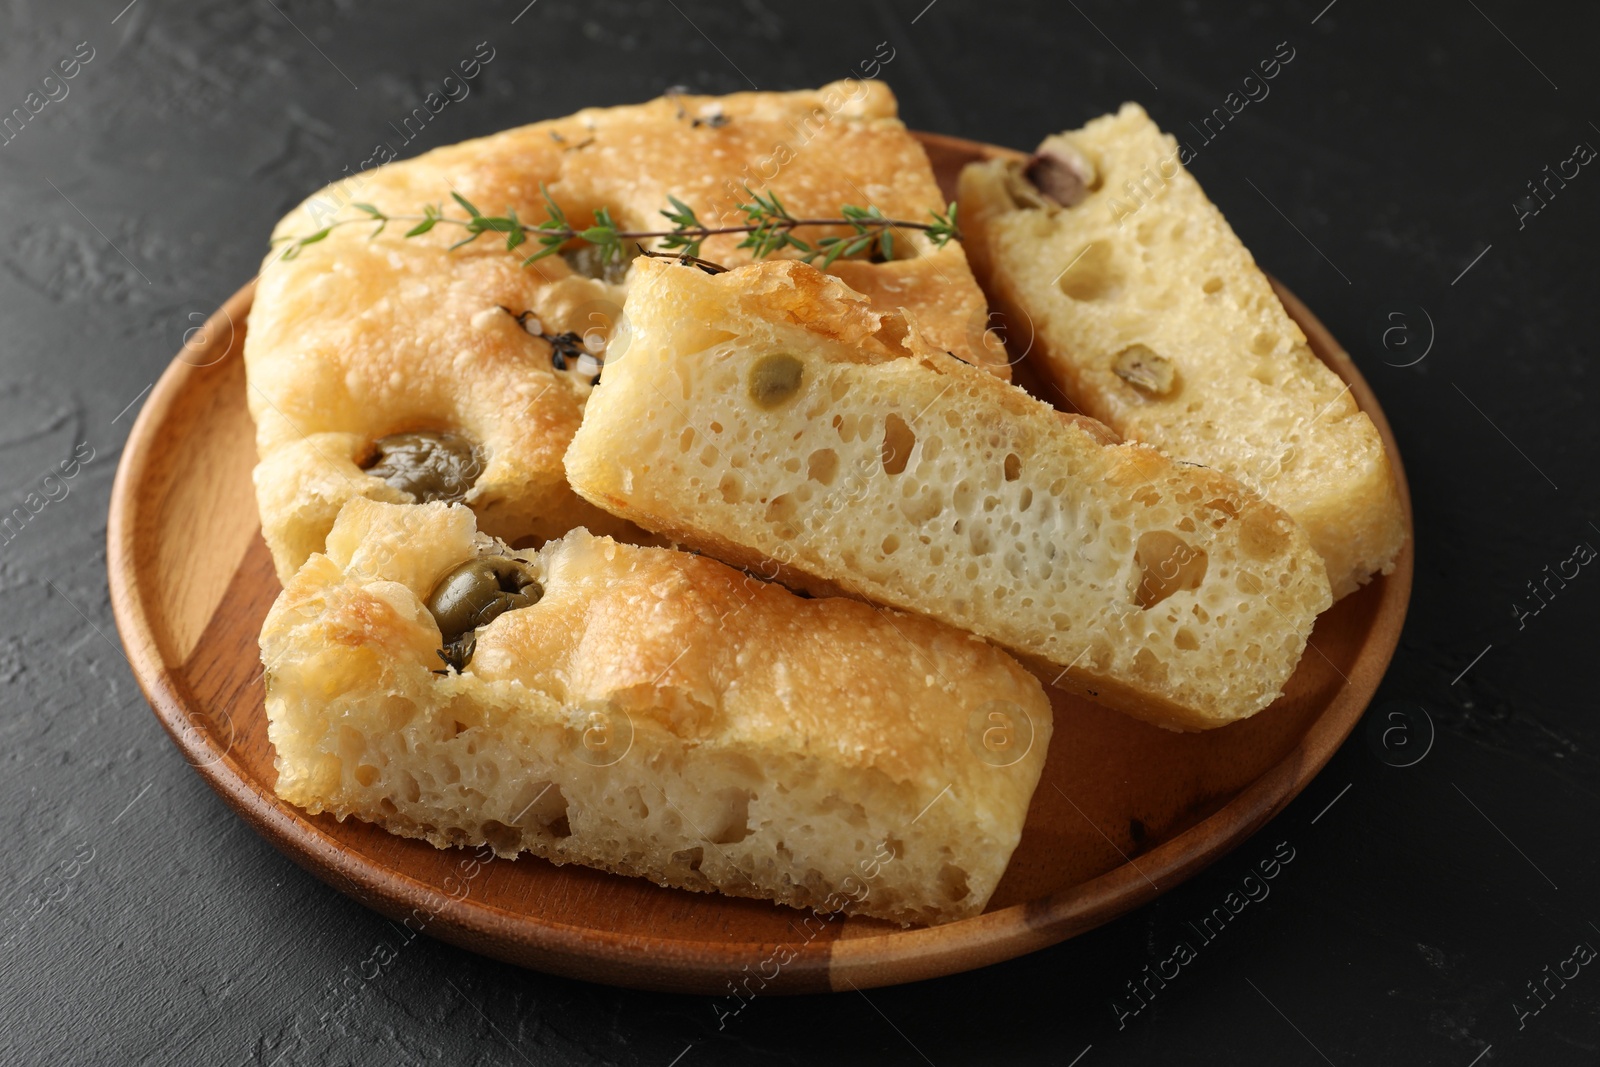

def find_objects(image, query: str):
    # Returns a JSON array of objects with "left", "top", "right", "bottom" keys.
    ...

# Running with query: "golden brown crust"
[
  {"left": 245, "top": 81, "right": 1005, "bottom": 583},
  {"left": 261, "top": 499, "right": 1052, "bottom": 925},
  {"left": 246, "top": 247, "right": 637, "bottom": 582}
]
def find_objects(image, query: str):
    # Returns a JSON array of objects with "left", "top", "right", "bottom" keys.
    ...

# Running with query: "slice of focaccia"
[
  {"left": 261, "top": 498, "right": 1052, "bottom": 926},
  {"left": 565, "top": 259, "right": 1333, "bottom": 731},
  {"left": 957, "top": 103, "right": 1406, "bottom": 599},
  {"left": 246, "top": 81, "right": 1005, "bottom": 584}
]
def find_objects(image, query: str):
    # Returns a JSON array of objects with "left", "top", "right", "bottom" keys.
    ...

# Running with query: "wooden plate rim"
[{"left": 106, "top": 132, "right": 1413, "bottom": 994}]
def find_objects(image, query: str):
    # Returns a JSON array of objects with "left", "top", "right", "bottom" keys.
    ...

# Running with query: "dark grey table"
[{"left": 3, "top": 1, "right": 1596, "bottom": 1063}]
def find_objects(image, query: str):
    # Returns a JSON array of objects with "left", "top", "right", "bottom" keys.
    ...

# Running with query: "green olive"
[
  {"left": 362, "top": 431, "right": 483, "bottom": 503},
  {"left": 748, "top": 353, "right": 804, "bottom": 409},
  {"left": 1112, "top": 344, "right": 1177, "bottom": 397},
  {"left": 425, "top": 556, "right": 543, "bottom": 646}
]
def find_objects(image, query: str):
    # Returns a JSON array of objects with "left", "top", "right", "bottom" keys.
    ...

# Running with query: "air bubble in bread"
[
  {"left": 260, "top": 498, "right": 1053, "bottom": 926},
  {"left": 245, "top": 81, "right": 1007, "bottom": 583},
  {"left": 565, "top": 258, "right": 1333, "bottom": 731},
  {"left": 957, "top": 103, "right": 1406, "bottom": 598}
]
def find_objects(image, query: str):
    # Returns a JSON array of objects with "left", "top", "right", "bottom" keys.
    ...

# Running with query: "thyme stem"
[{"left": 274, "top": 186, "right": 960, "bottom": 272}]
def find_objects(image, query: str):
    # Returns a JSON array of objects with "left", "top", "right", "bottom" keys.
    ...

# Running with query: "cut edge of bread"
[
  {"left": 956, "top": 102, "right": 1406, "bottom": 599},
  {"left": 261, "top": 498, "right": 1053, "bottom": 925},
  {"left": 566, "top": 258, "right": 1334, "bottom": 731}
]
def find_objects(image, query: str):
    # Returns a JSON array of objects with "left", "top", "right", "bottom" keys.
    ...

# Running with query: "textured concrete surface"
[{"left": 1, "top": 1, "right": 1597, "bottom": 1063}]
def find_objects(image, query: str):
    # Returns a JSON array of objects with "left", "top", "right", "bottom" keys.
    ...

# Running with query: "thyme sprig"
[{"left": 274, "top": 186, "right": 960, "bottom": 271}]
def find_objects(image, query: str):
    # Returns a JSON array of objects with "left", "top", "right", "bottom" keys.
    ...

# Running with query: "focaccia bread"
[
  {"left": 246, "top": 81, "right": 1005, "bottom": 584},
  {"left": 260, "top": 498, "right": 1052, "bottom": 926},
  {"left": 957, "top": 103, "right": 1405, "bottom": 599},
  {"left": 565, "top": 258, "right": 1333, "bottom": 731}
]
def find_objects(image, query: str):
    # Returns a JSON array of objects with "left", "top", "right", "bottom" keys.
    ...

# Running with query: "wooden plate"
[{"left": 107, "top": 132, "right": 1412, "bottom": 994}]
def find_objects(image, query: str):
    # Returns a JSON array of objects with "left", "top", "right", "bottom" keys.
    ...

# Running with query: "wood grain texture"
[{"left": 105, "top": 133, "right": 1412, "bottom": 995}]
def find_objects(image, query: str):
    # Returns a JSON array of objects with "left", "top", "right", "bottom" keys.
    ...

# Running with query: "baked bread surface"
[
  {"left": 566, "top": 258, "right": 1333, "bottom": 731},
  {"left": 957, "top": 103, "right": 1405, "bottom": 599},
  {"left": 261, "top": 498, "right": 1052, "bottom": 925},
  {"left": 245, "top": 81, "right": 1004, "bottom": 583}
]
